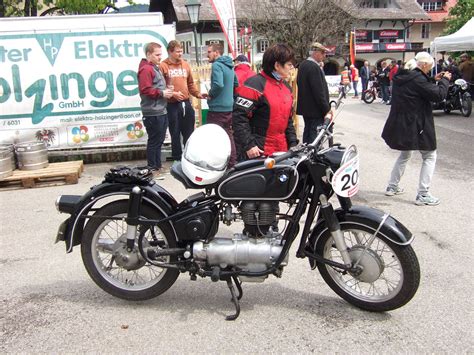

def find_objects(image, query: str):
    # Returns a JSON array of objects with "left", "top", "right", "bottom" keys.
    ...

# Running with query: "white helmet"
[{"left": 181, "top": 124, "right": 231, "bottom": 185}]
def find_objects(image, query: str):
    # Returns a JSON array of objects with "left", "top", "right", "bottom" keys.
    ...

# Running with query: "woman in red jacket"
[{"left": 232, "top": 44, "right": 298, "bottom": 161}]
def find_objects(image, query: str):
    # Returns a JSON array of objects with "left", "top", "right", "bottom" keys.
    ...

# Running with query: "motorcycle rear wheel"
[
  {"left": 362, "top": 91, "right": 375, "bottom": 104},
  {"left": 81, "top": 200, "right": 179, "bottom": 301},
  {"left": 315, "top": 222, "right": 420, "bottom": 312},
  {"left": 461, "top": 96, "right": 472, "bottom": 117}
]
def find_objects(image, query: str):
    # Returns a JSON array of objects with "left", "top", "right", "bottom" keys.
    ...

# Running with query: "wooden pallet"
[{"left": 0, "top": 160, "right": 84, "bottom": 189}]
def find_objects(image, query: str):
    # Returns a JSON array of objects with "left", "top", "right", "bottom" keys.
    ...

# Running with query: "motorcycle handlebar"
[
  {"left": 273, "top": 149, "right": 297, "bottom": 163},
  {"left": 264, "top": 145, "right": 305, "bottom": 168},
  {"left": 308, "top": 120, "right": 333, "bottom": 148},
  {"left": 265, "top": 120, "right": 336, "bottom": 168}
]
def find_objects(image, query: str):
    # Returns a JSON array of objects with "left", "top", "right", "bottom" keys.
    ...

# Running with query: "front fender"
[
  {"left": 306, "top": 205, "right": 413, "bottom": 267},
  {"left": 63, "top": 182, "right": 178, "bottom": 253}
]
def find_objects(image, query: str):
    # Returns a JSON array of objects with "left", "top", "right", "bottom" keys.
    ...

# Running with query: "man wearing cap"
[
  {"left": 296, "top": 42, "right": 332, "bottom": 144},
  {"left": 234, "top": 54, "right": 256, "bottom": 87}
]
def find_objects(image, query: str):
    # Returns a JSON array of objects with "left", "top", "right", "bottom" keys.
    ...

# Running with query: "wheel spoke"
[
  {"left": 324, "top": 226, "right": 405, "bottom": 302},
  {"left": 132, "top": 270, "right": 147, "bottom": 285},
  {"left": 380, "top": 275, "right": 399, "bottom": 292},
  {"left": 89, "top": 210, "right": 172, "bottom": 292}
]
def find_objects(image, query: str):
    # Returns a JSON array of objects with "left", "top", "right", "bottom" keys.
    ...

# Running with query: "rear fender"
[
  {"left": 63, "top": 182, "right": 178, "bottom": 253},
  {"left": 305, "top": 205, "right": 413, "bottom": 268}
]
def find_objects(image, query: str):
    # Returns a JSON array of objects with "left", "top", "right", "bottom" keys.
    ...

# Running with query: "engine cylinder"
[
  {"left": 240, "top": 201, "right": 279, "bottom": 237},
  {"left": 240, "top": 201, "right": 278, "bottom": 226},
  {"left": 193, "top": 235, "right": 286, "bottom": 273}
]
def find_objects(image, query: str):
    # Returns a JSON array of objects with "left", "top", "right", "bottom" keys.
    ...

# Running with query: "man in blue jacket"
[{"left": 206, "top": 43, "right": 238, "bottom": 166}]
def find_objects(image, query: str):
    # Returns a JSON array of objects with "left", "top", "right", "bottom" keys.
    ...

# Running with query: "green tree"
[
  {"left": 0, "top": 0, "right": 33, "bottom": 17},
  {"left": 0, "top": 0, "right": 133, "bottom": 17},
  {"left": 42, "top": 0, "right": 117, "bottom": 15},
  {"left": 444, "top": 0, "right": 474, "bottom": 35}
]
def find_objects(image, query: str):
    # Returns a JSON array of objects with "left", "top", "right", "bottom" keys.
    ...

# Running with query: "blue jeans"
[
  {"left": 381, "top": 84, "right": 390, "bottom": 102},
  {"left": 361, "top": 78, "right": 369, "bottom": 92},
  {"left": 167, "top": 100, "right": 195, "bottom": 160},
  {"left": 143, "top": 114, "right": 168, "bottom": 169},
  {"left": 352, "top": 81, "right": 359, "bottom": 97},
  {"left": 302, "top": 116, "right": 323, "bottom": 144}
]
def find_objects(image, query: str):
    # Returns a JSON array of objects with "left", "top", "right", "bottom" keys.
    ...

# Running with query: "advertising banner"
[
  {"left": 0, "top": 14, "right": 175, "bottom": 150},
  {"left": 325, "top": 46, "right": 337, "bottom": 56},
  {"left": 376, "top": 30, "right": 403, "bottom": 40},
  {"left": 209, "top": 0, "right": 238, "bottom": 57},
  {"left": 355, "top": 43, "right": 375, "bottom": 52},
  {"left": 326, "top": 75, "right": 361, "bottom": 95},
  {"left": 384, "top": 43, "right": 409, "bottom": 51},
  {"left": 355, "top": 30, "right": 372, "bottom": 42}
]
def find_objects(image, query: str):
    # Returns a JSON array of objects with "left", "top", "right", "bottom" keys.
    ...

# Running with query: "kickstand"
[
  {"left": 225, "top": 277, "right": 241, "bottom": 321},
  {"left": 232, "top": 275, "right": 243, "bottom": 300}
]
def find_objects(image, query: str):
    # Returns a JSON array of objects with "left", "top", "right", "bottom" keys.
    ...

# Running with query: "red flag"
[{"left": 349, "top": 31, "right": 356, "bottom": 66}]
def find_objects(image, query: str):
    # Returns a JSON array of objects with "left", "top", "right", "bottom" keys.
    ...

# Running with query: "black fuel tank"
[{"left": 218, "top": 165, "right": 298, "bottom": 200}]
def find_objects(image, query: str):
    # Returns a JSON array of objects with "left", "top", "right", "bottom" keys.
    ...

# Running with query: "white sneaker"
[
  {"left": 415, "top": 194, "right": 440, "bottom": 206},
  {"left": 385, "top": 186, "right": 404, "bottom": 196}
]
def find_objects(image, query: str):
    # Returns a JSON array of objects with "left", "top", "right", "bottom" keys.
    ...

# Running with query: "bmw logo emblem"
[{"left": 279, "top": 174, "right": 289, "bottom": 183}]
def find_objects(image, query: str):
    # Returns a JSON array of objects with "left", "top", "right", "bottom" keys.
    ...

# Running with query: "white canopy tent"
[{"left": 431, "top": 17, "right": 474, "bottom": 53}]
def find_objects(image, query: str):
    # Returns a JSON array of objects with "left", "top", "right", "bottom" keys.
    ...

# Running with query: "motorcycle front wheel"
[
  {"left": 315, "top": 222, "right": 420, "bottom": 312},
  {"left": 81, "top": 200, "right": 179, "bottom": 301},
  {"left": 460, "top": 96, "right": 472, "bottom": 117},
  {"left": 362, "top": 90, "right": 375, "bottom": 104}
]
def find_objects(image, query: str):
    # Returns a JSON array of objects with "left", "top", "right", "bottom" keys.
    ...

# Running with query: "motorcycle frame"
[
  {"left": 57, "top": 113, "right": 415, "bottom": 279},
  {"left": 83, "top": 155, "right": 353, "bottom": 274}
]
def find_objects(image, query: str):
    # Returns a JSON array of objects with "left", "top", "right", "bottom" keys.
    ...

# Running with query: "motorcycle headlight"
[{"left": 455, "top": 79, "right": 468, "bottom": 90}]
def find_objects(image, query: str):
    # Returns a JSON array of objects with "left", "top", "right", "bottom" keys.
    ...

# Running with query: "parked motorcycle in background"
[
  {"left": 54, "top": 97, "right": 420, "bottom": 320},
  {"left": 432, "top": 79, "right": 472, "bottom": 117},
  {"left": 362, "top": 80, "right": 382, "bottom": 104}
]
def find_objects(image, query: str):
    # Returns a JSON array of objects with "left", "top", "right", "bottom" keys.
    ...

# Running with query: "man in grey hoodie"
[
  {"left": 206, "top": 43, "right": 238, "bottom": 167},
  {"left": 137, "top": 42, "right": 173, "bottom": 174}
]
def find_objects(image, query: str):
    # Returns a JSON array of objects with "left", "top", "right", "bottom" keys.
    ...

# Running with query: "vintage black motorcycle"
[
  {"left": 432, "top": 78, "right": 472, "bottom": 117},
  {"left": 55, "top": 111, "right": 420, "bottom": 320}
]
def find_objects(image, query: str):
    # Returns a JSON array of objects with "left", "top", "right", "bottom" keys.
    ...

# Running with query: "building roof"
[
  {"left": 336, "top": 0, "right": 428, "bottom": 20},
  {"left": 416, "top": 0, "right": 456, "bottom": 23},
  {"left": 172, "top": 0, "right": 429, "bottom": 22}
]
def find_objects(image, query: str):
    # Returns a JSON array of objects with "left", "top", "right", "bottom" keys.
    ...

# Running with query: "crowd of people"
[
  {"left": 356, "top": 53, "right": 473, "bottom": 105},
  {"left": 138, "top": 41, "right": 243, "bottom": 176},
  {"left": 138, "top": 40, "right": 298, "bottom": 176},
  {"left": 138, "top": 39, "right": 467, "bottom": 205}
]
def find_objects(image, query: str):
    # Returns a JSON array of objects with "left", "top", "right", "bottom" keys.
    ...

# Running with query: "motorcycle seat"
[{"left": 170, "top": 162, "right": 203, "bottom": 189}]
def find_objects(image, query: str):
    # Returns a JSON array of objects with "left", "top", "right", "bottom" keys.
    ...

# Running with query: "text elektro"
[{"left": 74, "top": 40, "right": 145, "bottom": 59}]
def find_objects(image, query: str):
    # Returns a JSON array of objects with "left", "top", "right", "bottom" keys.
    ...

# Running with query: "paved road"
[{"left": 1, "top": 100, "right": 473, "bottom": 353}]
